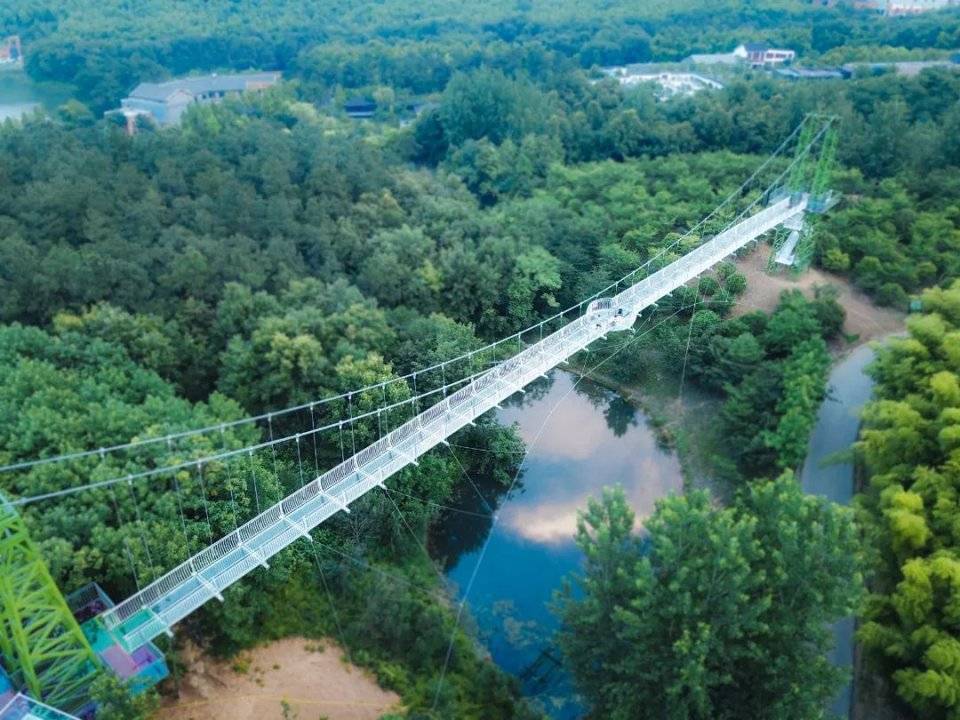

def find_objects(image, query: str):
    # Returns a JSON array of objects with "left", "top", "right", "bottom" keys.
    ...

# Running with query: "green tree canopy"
[
  {"left": 556, "top": 474, "right": 861, "bottom": 720},
  {"left": 858, "top": 280, "right": 960, "bottom": 719}
]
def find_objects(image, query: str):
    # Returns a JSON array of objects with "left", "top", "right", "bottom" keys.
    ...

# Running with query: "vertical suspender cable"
[
  {"left": 171, "top": 471, "right": 191, "bottom": 555},
  {"left": 110, "top": 485, "right": 141, "bottom": 594},
  {"left": 127, "top": 478, "right": 155, "bottom": 579},
  {"left": 295, "top": 435, "right": 306, "bottom": 488},
  {"left": 348, "top": 394, "right": 357, "bottom": 456},
  {"left": 248, "top": 450, "right": 261, "bottom": 515},
  {"left": 267, "top": 414, "right": 280, "bottom": 482},
  {"left": 309, "top": 403, "right": 321, "bottom": 476},
  {"left": 196, "top": 462, "right": 214, "bottom": 545}
]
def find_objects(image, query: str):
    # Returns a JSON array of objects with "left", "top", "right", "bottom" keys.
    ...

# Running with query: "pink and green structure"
[{"left": 0, "top": 497, "right": 167, "bottom": 717}]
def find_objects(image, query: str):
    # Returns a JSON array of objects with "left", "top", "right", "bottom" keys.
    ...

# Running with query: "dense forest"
[
  {"left": 856, "top": 282, "right": 960, "bottom": 720},
  {"left": 2, "top": 0, "right": 960, "bottom": 718},
  {"left": 3, "top": 0, "right": 960, "bottom": 112}
]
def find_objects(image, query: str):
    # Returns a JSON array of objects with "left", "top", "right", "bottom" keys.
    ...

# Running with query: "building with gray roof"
[{"left": 111, "top": 71, "right": 280, "bottom": 129}]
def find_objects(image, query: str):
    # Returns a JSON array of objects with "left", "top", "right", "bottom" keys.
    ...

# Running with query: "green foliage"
[
  {"left": 762, "top": 337, "right": 831, "bottom": 470},
  {"left": 89, "top": 675, "right": 158, "bottom": 720},
  {"left": 857, "top": 280, "right": 960, "bottom": 720},
  {"left": 3, "top": 4, "right": 959, "bottom": 715},
  {"left": 0, "top": 323, "right": 279, "bottom": 600},
  {"left": 556, "top": 474, "right": 862, "bottom": 719},
  {"left": 439, "top": 70, "right": 552, "bottom": 147},
  {"left": 669, "top": 290, "right": 839, "bottom": 479}
]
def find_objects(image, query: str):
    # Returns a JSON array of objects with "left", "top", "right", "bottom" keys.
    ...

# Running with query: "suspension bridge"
[{"left": 0, "top": 117, "right": 838, "bottom": 717}]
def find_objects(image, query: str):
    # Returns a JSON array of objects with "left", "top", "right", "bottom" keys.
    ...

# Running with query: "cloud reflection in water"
[{"left": 497, "top": 372, "right": 683, "bottom": 546}]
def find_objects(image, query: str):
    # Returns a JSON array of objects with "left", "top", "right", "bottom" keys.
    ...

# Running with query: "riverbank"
[
  {"left": 559, "top": 359, "right": 723, "bottom": 495},
  {"left": 568, "top": 338, "right": 895, "bottom": 720},
  {"left": 152, "top": 637, "right": 401, "bottom": 720},
  {"left": 567, "top": 248, "right": 905, "bottom": 492},
  {"left": 799, "top": 344, "right": 880, "bottom": 718}
]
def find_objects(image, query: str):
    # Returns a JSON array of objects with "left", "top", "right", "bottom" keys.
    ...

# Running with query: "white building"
[
  {"left": 738, "top": 44, "right": 796, "bottom": 66},
  {"left": 602, "top": 66, "right": 724, "bottom": 97},
  {"left": 886, "top": 0, "right": 960, "bottom": 13},
  {"left": 686, "top": 43, "right": 796, "bottom": 67},
  {"left": 107, "top": 71, "right": 281, "bottom": 132},
  {"left": 854, "top": 0, "right": 959, "bottom": 12}
]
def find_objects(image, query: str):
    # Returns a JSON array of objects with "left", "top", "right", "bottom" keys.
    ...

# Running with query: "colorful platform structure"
[
  {"left": 0, "top": 582, "right": 167, "bottom": 719},
  {"left": 0, "top": 696, "right": 80, "bottom": 720},
  {"left": 0, "top": 671, "right": 78, "bottom": 720},
  {"left": 66, "top": 584, "right": 169, "bottom": 696},
  {"left": 0, "top": 491, "right": 168, "bottom": 716}
]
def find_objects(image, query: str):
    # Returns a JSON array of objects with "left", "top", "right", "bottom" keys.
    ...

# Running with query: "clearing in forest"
[
  {"left": 153, "top": 637, "right": 401, "bottom": 720},
  {"left": 733, "top": 245, "right": 904, "bottom": 346}
]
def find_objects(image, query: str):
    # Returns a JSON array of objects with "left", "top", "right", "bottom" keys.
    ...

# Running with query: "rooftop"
[
  {"left": 128, "top": 72, "right": 280, "bottom": 102},
  {"left": 842, "top": 59, "right": 959, "bottom": 77},
  {"left": 0, "top": 695, "right": 79, "bottom": 720},
  {"left": 0, "top": 670, "right": 78, "bottom": 720},
  {"left": 344, "top": 97, "right": 377, "bottom": 109},
  {"left": 776, "top": 67, "right": 847, "bottom": 79},
  {"left": 686, "top": 52, "right": 741, "bottom": 64}
]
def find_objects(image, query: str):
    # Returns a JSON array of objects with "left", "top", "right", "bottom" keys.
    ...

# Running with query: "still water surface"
[
  {"left": 433, "top": 370, "right": 683, "bottom": 718},
  {"left": 0, "top": 73, "right": 59, "bottom": 121},
  {"left": 800, "top": 344, "right": 879, "bottom": 718}
]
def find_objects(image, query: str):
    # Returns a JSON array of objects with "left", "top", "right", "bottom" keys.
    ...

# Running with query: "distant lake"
[
  {"left": 431, "top": 369, "right": 684, "bottom": 718},
  {"left": 0, "top": 72, "right": 67, "bottom": 122},
  {"left": 0, "top": 101, "right": 39, "bottom": 121}
]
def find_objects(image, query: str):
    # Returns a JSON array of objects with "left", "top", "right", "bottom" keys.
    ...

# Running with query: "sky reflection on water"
[
  {"left": 435, "top": 369, "right": 683, "bottom": 718},
  {"left": 495, "top": 371, "right": 683, "bottom": 546}
]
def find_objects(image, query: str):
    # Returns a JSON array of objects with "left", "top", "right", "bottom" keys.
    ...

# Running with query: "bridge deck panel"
[{"left": 100, "top": 196, "right": 806, "bottom": 651}]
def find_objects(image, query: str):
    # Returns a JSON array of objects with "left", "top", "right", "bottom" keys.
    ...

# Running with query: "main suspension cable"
[{"left": 0, "top": 119, "right": 812, "bottom": 476}]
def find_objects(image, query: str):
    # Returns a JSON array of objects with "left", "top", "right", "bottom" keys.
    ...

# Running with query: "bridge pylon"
[
  {"left": 768, "top": 116, "right": 839, "bottom": 274},
  {"left": 0, "top": 497, "right": 100, "bottom": 712}
]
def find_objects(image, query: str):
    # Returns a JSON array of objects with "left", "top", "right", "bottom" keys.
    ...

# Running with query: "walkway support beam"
[{"left": 100, "top": 196, "right": 808, "bottom": 652}]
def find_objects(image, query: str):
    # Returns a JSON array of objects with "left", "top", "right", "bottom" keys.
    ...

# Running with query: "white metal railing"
[
  {"left": 99, "top": 196, "right": 806, "bottom": 649},
  {"left": 0, "top": 694, "right": 80, "bottom": 720}
]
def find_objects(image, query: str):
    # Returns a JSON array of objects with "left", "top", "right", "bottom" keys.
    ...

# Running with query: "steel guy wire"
[
  {"left": 430, "top": 303, "right": 689, "bottom": 709},
  {"left": 0, "top": 119, "right": 813, "bottom": 476}
]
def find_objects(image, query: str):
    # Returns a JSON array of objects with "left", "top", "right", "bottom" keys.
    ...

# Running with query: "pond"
[
  {"left": 0, "top": 72, "right": 68, "bottom": 122},
  {"left": 431, "top": 369, "right": 684, "bottom": 718}
]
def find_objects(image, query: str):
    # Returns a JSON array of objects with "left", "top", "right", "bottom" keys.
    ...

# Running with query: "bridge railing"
[
  {"left": 102, "top": 313, "right": 599, "bottom": 636},
  {"left": 614, "top": 196, "right": 804, "bottom": 311},
  {"left": 100, "top": 195, "right": 807, "bottom": 644}
]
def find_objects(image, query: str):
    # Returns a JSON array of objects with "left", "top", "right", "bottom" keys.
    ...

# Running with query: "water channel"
[
  {"left": 432, "top": 343, "right": 876, "bottom": 718},
  {"left": 800, "top": 343, "right": 879, "bottom": 718},
  {"left": 432, "top": 369, "right": 684, "bottom": 718}
]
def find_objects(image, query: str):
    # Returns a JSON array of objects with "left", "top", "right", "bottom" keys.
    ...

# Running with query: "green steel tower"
[
  {"left": 768, "top": 117, "right": 839, "bottom": 273},
  {"left": 811, "top": 123, "right": 840, "bottom": 205},
  {"left": 0, "top": 497, "right": 100, "bottom": 711},
  {"left": 787, "top": 118, "right": 819, "bottom": 194}
]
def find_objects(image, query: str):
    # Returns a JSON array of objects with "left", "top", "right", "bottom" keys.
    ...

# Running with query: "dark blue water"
[
  {"left": 799, "top": 343, "right": 878, "bottom": 718},
  {"left": 434, "top": 370, "right": 683, "bottom": 718}
]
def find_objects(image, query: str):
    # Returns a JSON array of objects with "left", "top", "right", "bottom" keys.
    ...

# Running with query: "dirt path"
[
  {"left": 153, "top": 637, "right": 401, "bottom": 720},
  {"left": 733, "top": 245, "right": 905, "bottom": 346}
]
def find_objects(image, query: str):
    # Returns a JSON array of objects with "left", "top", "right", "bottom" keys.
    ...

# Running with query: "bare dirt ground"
[
  {"left": 153, "top": 637, "right": 401, "bottom": 720},
  {"left": 732, "top": 245, "right": 905, "bottom": 347}
]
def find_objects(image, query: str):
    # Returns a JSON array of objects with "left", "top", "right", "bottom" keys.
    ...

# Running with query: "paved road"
[{"left": 800, "top": 343, "right": 878, "bottom": 718}]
